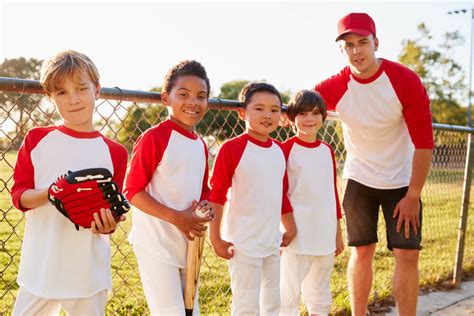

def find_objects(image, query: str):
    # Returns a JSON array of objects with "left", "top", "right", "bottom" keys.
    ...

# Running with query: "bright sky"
[{"left": 1, "top": 0, "right": 473, "bottom": 103}]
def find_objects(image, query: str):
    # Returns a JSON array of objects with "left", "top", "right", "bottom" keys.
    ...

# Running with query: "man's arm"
[{"left": 393, "top": 148, "right": 433, "bottom": 238}]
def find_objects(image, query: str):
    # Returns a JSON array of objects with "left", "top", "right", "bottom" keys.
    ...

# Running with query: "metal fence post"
[{"left": 453, "top": 132, "right": 474, "bottom": 286}]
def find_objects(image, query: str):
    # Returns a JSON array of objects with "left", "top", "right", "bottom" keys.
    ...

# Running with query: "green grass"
[{"left": 1, "top": 150, "right": 474, "bottom": 315}]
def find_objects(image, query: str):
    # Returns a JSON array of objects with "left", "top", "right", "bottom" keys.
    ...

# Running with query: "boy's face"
[
  {"left": 50, "top": 71, "right": 99, "bottom": 132},
  {"left": 161, "top": 75, "right": 208, "bottom": 133},
  {"left": 294, "top": 108, "right": 323, "bottom": 138},
  {"left": 238, "top": 91, "right": 281, "bottom": 142},
  {"left": 340, "top": 33, "right": 379, "bottom": 79}
]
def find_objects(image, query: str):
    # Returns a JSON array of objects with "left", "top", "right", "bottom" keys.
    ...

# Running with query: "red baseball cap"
[{"left": 336, "top": 13, "right": 376, "bottom": 42}]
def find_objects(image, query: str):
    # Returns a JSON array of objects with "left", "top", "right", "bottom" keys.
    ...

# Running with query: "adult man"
[{"left": 315, "top": 13, "right": 434, "bottom": 316}]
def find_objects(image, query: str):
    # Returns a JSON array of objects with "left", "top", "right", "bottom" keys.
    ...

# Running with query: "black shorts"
[{"left": 342, "top": 179, "right": 422, "bottom": 250}]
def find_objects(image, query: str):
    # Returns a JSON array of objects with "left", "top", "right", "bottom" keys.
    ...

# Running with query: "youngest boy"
[
  {"left": 10, "top": 50, "right": 128, "bottom": 316},
  {"left": 210, "top": 82, "right": 295, "bottom": 315},
  {"left": 280, "top": 90, "right": 344, "bottom": 316}
]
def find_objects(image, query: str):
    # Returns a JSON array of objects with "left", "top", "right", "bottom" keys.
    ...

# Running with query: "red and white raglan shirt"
[
  {"left": 315, "top": 59, "right": 434, "bottom": 189},
  {"left": 124, "top": 119, "right": 210, "bottom": 268},
  {"left": 10, "top": 125, "right": 128, "bottom": 299},
  {"left": 282, "top": 137, "right": 342, "bottom": 255},
  {"left": 210, "top": 133, "right": 293, "bottom": 258}
]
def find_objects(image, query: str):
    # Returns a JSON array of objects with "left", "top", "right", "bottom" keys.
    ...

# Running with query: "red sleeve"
[
  {"left": 281, "top": 171, "right": 293, "bottom": 214},
  {"left": 281, "top": 138, "right": 294, "bottom": 161},
  {"left": 11, "top": 127, "right": 56, "bottom": 212},
  {"left": 275, "top": 140, "right": 293, "bottom": 214},
  {"left": 199, "top": 138, "right": 211, "bottom": 201},
  {"left": 324, "top": 142, "right": 342, "bottom": 219},
  {"left": 386, "top": 61, "right": 434, "bottom": 149},
  {"left": 210, "top": 136, "right": 247, "bottom": 206},
  {"left": 314, "top": 67, "right": 350, "bottom": 111},
  {"left": 123, "top": 125, "right": 170, "bottom": 201},
  {"left": 103, "top": 137, "right": 128, "bottom": 192}
]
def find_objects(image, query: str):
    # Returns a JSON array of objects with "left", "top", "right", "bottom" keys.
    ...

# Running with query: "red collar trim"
[
  {"left": 351, "top": 58, "right": 385, "bottom": 84},
  {"left": 294, "top": 136, "right": 321, "bottom": 148},
  {"left": 165, "top": 119, "right": 198, "bottom": 140},
  {"left": 57, "top": 125, "right": 101, "bottom": 138},
  {"left": 245, "top": 133, "right": 273, "bottom": 148}
]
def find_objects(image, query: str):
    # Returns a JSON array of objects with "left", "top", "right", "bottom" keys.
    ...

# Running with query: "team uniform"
[
  {"left": 210, "top": 133, "right": 293, "bottom": 316},
  {"left": 279, "top": 137, "right": 342, "bottom": 316},
  {"left": 123, "top": 119, "right": 210, "bottom": 316},
  {"left": 315, "top": 58, "right": 434, "bottom": 249},
  {"left": 11, "top": 125, "right": 128, "bottom": 316}
]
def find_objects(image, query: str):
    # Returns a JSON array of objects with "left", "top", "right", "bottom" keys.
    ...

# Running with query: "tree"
[
  {"left": 0, "top": 57, "right": 58, "bottom": 148},
  {"left": 116, "top": 80, "right": 293, "bottom": 149},
  {"left": 115, "top": 86, "right": 167, "bottom": 151},
  {"left": 198, "top": 80, "right": 248, "bottom": 140},
  {"left": 398, "top": 23, "right": 467, "bottom": 125}
]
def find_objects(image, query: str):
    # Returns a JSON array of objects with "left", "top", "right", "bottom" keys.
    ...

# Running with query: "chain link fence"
[{"left": 1, "top": 77, "right": 473, "bottom": 315}]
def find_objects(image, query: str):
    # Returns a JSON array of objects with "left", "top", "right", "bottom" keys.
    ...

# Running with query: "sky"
[{"left": 0, "top": 0, "right": 473, "bottom": 103}]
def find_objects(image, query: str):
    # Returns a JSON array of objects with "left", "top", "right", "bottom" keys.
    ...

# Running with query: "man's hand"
[
  {"left": 393, "top": 194, "right": 421, "bottom": 238},
  {"left": 211, "top": 237, "right": 234, "bottom": 260},
  {"left": 91, "top": 208, "right": 126, "bottom": 234}
]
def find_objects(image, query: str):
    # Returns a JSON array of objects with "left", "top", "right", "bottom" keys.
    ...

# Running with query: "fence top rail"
[
  {"left": 1, "top": 76, "right": 473, "bottom": 134},
  {"left": 0, "top": 76, "right": 243, "bottom": 111}
]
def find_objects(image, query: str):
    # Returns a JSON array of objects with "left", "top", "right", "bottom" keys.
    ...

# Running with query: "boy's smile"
[{"left": 162, "top": 75, "right": 208, "bottom": 133}]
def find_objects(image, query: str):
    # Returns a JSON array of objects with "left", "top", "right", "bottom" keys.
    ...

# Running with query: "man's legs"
[
  {"left": 347, "top": 243, "right": 376, "bottom": 316},
  {"left": 392, "top": 249, "right": 419, "bottom": 316},
  {"left": 343, "top": 180, "right": 380, "bottom": 316},
  {"left": 381, "top": 187, "right": 422, "bottom": 316}
]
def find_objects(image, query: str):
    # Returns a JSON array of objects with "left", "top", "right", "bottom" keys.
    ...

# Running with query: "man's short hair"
[
  {"left": 286, "top": 90, "right": 327, "bottom": 122},
  {"left": 239, "top": 82, "right": 282, "bottom": 108},
  {"left": 40, "top": 50, "right": 100, "bottom": 95}
]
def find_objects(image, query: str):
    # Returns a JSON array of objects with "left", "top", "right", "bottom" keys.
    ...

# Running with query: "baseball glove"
[{"left": 48, "top": 168, "right": 130, "bottom": 230}]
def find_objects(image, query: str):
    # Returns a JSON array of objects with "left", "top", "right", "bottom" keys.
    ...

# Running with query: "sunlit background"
[{"left": 1, "top": 0, "right": 472, "bottom": 97}]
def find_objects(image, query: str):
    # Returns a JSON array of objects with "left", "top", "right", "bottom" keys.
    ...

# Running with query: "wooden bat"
[{"left": 184, "top": 208, "right": 207, "bottom": 316}]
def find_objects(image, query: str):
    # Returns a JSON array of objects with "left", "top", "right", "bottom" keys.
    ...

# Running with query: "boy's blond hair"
[{"left": 40, "top": 50, "right": 100, "bottom": 95}]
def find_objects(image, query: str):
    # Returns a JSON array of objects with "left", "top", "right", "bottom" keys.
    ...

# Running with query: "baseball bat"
[{"left": 184, "top": 209, "right": 207, "bottom": 316}]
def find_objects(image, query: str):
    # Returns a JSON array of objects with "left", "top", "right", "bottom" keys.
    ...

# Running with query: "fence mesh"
[{"left": 0, "top": 85, "right": 473, "bottom": 315}]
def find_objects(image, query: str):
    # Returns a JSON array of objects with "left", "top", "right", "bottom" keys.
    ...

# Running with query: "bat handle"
[{"left": 185, "top": 309, "right": 193, "bottom": 316}]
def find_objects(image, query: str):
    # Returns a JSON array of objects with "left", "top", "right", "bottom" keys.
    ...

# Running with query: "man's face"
[{"left": 340, "top": 33, "right": 379, "bottom": 79}]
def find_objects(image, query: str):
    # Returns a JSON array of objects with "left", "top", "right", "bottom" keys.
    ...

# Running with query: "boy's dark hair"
[
  {"left": 239, "top": 82, "right": 283, "bottom": 108},
  {"left": 286, "top": 90, "right": 327, "bottom": 122},
  {"left": 162, "top": 60, "right": 210, "bottom": 97}
]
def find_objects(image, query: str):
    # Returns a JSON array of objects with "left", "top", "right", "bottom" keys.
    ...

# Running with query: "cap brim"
[{"left": 335, "top": 29, "right": 372, "bottom": 42}]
